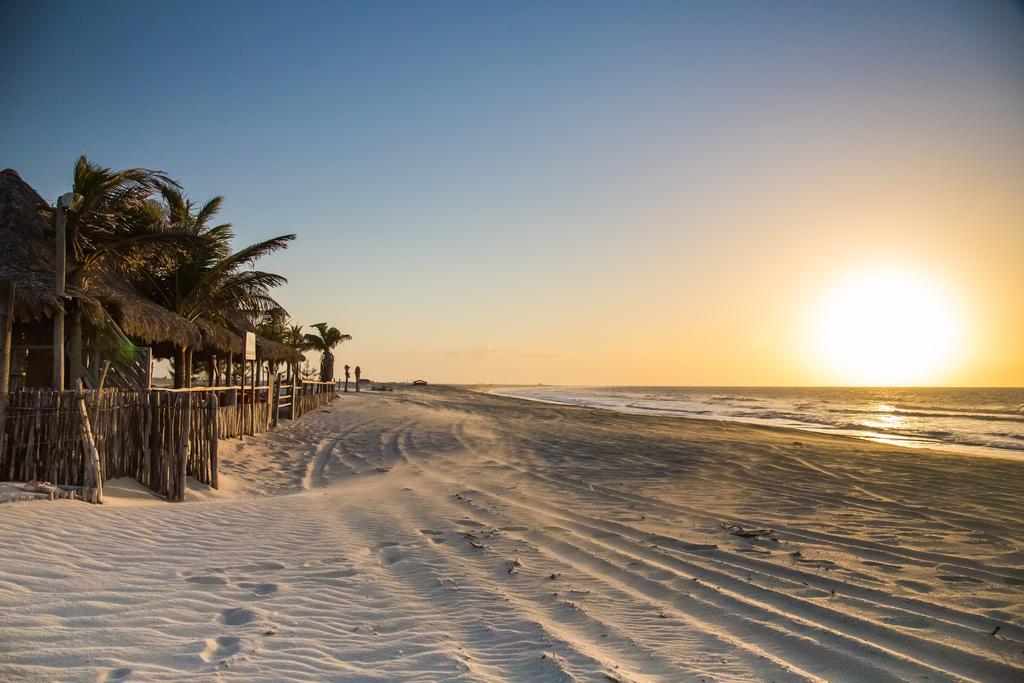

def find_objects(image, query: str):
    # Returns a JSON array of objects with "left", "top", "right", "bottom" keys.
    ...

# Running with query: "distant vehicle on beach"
[{"left": 412, "top": 379, "right": 428, "bottom": 385}]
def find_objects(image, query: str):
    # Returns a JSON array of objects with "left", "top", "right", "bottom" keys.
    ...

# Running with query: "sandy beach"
[{"left": 1, "top": 386, "right": 1022, "bottom": 681}]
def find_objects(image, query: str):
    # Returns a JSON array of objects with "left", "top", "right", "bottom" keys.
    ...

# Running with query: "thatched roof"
[
  {"left": 189, "top": 319, "right": 302, "bottom": 364},
  {"left": 90, "top": 272, "right": 200, "bottom": 347},
  {"left": 257, "top": 336, "right": 304, "bottom": 364},
  {"left": 0, "top": 169, "right": 62, "bottom": 320},
  {"left": 0, "top": 169, "right": 200, "bottom": 348}
]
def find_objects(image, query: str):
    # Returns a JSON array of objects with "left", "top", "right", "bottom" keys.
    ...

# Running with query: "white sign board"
[{"left": 244, "top": 331, "right": 257, "bottom": 361}]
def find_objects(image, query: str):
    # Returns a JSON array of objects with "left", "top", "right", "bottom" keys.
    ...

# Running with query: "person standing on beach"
[
  {"left": 344, "top": 364, "right": 350, "bottom": 392},
  {"left": 354, "top": 366, "right": 361, "bottom": 392}
]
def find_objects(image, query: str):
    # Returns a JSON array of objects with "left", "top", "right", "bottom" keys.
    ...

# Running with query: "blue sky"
[{"left": 3, "top": 1, "right": 1023, "bottom": 384}]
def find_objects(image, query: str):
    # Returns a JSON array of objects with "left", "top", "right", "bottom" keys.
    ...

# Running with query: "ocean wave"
[
  {"left": 626, "top": 403, "right": 711, "bottom": 415},
  {"left": 814, "top": 406, "right": 1024, "bottom": 423},
  {"left": 499, "top": 387, "right": 1024, "bottom": 458},
  {"left": 891, "top": 402, "right": 1021, "bottom": 417}
]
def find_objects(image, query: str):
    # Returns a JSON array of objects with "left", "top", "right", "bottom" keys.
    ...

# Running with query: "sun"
[{"left": 806, "top": 265, "right": 965, "bottom": 386}]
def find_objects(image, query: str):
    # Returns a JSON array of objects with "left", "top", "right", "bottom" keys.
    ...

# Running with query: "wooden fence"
[{"left": 0, "top": 379, "right": 338, "bottom": 502}]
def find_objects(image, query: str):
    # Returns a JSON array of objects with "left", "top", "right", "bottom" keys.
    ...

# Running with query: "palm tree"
[
  {"left": 134, "top": 186, "right": 294, "bottom": 386},
  {"left": 47, "top": 156, "right": 179, "bottom": 385},
  {"left": 303, "top": 323, "right": 351, "bottom": 382}
]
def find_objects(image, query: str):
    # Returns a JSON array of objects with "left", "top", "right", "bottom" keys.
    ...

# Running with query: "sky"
[{"left": 2, "top": 1, "right": 1022, "bottom": 386}]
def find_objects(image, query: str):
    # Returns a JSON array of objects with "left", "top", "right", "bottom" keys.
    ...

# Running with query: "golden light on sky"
[
  {"left": 805, "top": 265, "right": 966, "bottom": 386},
  {"left": 6, "top": 3, "right": 1024, "bottom": 386}
]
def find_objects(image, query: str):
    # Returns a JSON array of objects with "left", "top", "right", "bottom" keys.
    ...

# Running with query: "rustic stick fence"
[{"left": 0, "top": 379, "right": 338, "bottom": 502}]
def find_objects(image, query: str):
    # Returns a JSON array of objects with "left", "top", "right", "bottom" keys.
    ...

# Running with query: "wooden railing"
[{"left": 0, "top": 379, "right": 338, "bottom": 502}]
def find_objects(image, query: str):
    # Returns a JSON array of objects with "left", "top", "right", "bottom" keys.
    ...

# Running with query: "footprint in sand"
[
  {"left": 219, "top": 607, "right": 259, "bottom": 626},
  {"left": 186, "top": 575, "right": 230, "bottom": 586},
  {"left": 300, "top": 555, "right": 346, "bottom": 568},
  {"left": 199, "top": 636, "right": 242, "bottom": 662},
  {"left": 417, "top": 529, "right": 447, "bottom": 544},
  {"left": 238, "top": 582, "right": 278, "bottom": 596},
  {"left": 97, "top": 667, "right": 133, "bottom": 682},
  {"left": 376, "top": 543, "right": 405, "bottom": 566}
]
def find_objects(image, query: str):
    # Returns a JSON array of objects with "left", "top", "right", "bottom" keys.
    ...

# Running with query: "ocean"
[{"left": 491, "top": 386, "right": 1024, "bottom": 459}]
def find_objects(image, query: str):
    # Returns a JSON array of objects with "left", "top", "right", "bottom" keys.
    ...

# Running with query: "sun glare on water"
[{"left": 807, "top": 265, "right": 965, "bottom": 386}]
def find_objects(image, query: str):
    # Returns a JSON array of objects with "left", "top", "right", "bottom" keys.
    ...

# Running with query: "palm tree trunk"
[
  {"left": 320, "top": 350, "right": 334, "bottom": 382},
  {"left": 174, "top": 345, "right": 188, "bottom": 388}
]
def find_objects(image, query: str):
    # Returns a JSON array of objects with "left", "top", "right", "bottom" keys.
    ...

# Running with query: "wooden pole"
[
  {"left": 76, "top": 380, "right": 103, "bottom": 504},
  {"left": 0, "top": 281, "right": 14, "bottom": 460},
  {"left": 267, "top": 372, "right": 276, "bottom": 430},
  {"left": 208, "top": 392, "right": 219, "bottom": 489},
  {"left": 239, "top": 361, "right": 246, "bottom": 439},
  {"left": 143, "top": 347, "right": 153, "bottom": 389},
  {"left": 249, "top": 360, "right": 256, "bottom": 435},
  {"left": 53, "top": 204, "right": 67, "bottom": 390},
  {"left": 97, "top": 360, "right": 111, "bottom": 393},
  {"left": 177, "top": 391, "right": 191, "bottom": 501},
  {"left": 141, "top": 390, "right": 152, "bottom": 488}
]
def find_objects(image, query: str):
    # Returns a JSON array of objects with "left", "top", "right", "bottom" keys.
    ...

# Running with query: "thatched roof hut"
[
  {"left": 193, "top": 318, "right": 302, "bottom": 364},
  {"left": 0, "top": 169, "right": 200, "bottom": 349},
  {"left": 1, "top": 169, "right": 301, "bottom": 369}
]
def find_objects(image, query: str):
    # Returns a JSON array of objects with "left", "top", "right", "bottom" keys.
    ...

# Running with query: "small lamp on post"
[{"left": 53, "top": 191, "right": 83, "bottom": 390}]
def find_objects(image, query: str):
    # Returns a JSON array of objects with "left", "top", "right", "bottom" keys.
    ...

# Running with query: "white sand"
[{"left": 0, "top": 386, "right": 1021, "bottom": 681}]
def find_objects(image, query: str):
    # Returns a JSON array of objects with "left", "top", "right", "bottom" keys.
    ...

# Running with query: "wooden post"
[
  {"left": 208, "top": 354, "right": 217, "bottom": 387},
  {"left": 177, "top": 392, "right": 191, "bottom": 501},
  {"left": 143, "top": 347, "right": 153, "bottom": 389},
  {"left": 208, "top": 392, "right": 219, "bottom": 489},
  {"left": 97, "top": 360, "right": 111, "bottom": 393},
  {"left": 76, "top": 380, "right": 103, "bottom": 504},
  {"left": 149, "top": 391, "right": 161, "bottom": 493},
  {"left": 239, "top": 361, "right": 246, "bottom": 439},
  {"left": 53, "top": 204, "right": 67, "bottom": 390},
  {"left": 292, "top": 374, "right": 300, "bottom": 419},
  {"left": 267, "top": 372, "right": 276, "bottom": 430},
  {"left": 249, "top": 360, "right": 256, "bottom": 435},
  {"left": 141, "top": 390, "right": 152, "bottom": 489},
  {"left": 0, "top": 281, "right": 14, "bottom": 459}
]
